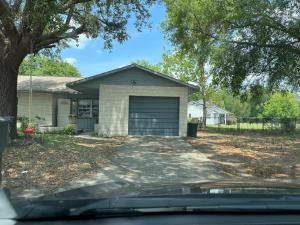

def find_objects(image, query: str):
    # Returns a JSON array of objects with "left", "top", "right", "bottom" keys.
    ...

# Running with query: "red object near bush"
[{"left": 23, "top": 127, "right": 35, "bottom": 134}]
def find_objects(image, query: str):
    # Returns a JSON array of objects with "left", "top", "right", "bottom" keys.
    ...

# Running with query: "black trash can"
[
  {"left": 187, "top": 123, "right": 198, "bottom": 138},
  {"left": 0, "top": 117, "right": 10, "bottom": 152}
]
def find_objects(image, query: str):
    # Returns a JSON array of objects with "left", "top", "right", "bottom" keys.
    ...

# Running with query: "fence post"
[{"left": 237, "top": 117, "right": 240, "bottom": 131}]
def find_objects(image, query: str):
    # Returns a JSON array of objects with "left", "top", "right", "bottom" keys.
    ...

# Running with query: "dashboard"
[{"left": 3, "top": 213, "right": 300, "bottom": 225}]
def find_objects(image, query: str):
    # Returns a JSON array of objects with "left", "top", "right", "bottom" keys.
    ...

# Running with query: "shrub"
[
  {"left": 226, "top": 117, "right": 237, "bottom": 125},
  {"left": 262, "top": 92, "right": 299, "bottom": 119},
  {"left": 262, "top": 92, "right": 300, "bottom": 132},
  {"left": 63, "top": 124, "right": 76, "bottom": 135},
  {"left": 17, "top": 116, "right": 29, "bottom": 130}
]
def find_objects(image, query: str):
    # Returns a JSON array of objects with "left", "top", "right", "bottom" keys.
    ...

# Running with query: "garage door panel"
[
  {"left": 130, "top": 102, "right": 179, "bottom": 109},
  {"left": 129, "top": 118, "right": 179, "bottom": 124},
  {"left": 129, "top": 120, "right": 179, "bottom": 129},
  {"left": 129, "top": 129, "right": 178, "bottom": 136},
  {"left": 129, "top": 112, "right": 178, "bottom": 119},
  {"left": 128, "top": 96, "right": 179, "bottom": 136},
  {"left": 129, "top": 108, "right": 178, "bottom": 113},
  {"left": 129, "top": 96, "right": 178, "bottom": 104}
]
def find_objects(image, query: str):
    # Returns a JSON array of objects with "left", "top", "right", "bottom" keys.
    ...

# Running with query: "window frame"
[{"left": 77, "top": 99, "right": 99, "bottom": 119}]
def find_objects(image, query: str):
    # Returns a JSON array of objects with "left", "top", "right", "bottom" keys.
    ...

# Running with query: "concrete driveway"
[{"left": 66, "top": 136, "right": 221, "bottom": 196}]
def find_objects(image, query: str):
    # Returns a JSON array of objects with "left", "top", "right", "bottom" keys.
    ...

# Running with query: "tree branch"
[
  {"left": 20, "top": 0, "right": 33, "bottom": 33},
  {"left": 33, "top": 44, "right": 56, "bottom": 54},
  {"left": 35, "top": 25, "right": 86, "bottom": 50},
  {"left": 12, "top": 0, "right": 23, "bottom": 14},
  {"left": 60, "top": 0, "right": 91, "bottom": 12},
  {"left": 264, "top": 15, "right": 300, "bottom": 42},
  {"left": 230, "top": 40, "right": 300, "bottom": 55},
  {"left": 0, "top": 0, "right": 19, "bottom": 39},
  {"left": 65, "top": 5, "right": 74, "bottom": 26}
]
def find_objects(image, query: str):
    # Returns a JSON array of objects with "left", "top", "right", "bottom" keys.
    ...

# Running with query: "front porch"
[{"left": 55, "top": 94, "right": 99, "bottom": 132}]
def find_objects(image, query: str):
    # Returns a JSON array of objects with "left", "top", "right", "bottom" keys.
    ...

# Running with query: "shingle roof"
[
  {"left": 67, "top": 63, "right": 199, "bottom": 91},
  {"left": 17, "top": 76, "right": 82, "bottom": 94}
]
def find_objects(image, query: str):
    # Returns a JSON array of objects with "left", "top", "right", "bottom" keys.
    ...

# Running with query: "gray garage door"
[{"left": 129, "top": 96, "right": 179, "bottom": 136}]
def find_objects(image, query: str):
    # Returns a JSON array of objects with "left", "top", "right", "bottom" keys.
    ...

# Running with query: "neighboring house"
[
  {"left": 188, "top": 100, "right": 232, "bottom": 125},
  {"left": 17, "top": 64, "right": 198, "bottom": 136}
]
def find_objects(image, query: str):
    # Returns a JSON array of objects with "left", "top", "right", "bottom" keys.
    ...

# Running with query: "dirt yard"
[
  {"left": 3, "top": 131, "right": 300, "bottom": 199},
  {"left": 188, "top": 130, "right": 300, "bottom": 179},
  {"left": 2, "top": 134, "right": 125, "bottom": 198}
]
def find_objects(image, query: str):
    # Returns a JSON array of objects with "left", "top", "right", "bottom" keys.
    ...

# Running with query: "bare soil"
[
  {"left": 188, "top": 130, "right": 300, "bottom": 179},
  {"left": 1, "top": 134, "right": 125, "bottom": 197}
]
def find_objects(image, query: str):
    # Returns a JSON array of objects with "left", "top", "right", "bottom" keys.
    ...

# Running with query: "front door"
[{"left": 57, "top": 98, "right": 71, "bottom": 127}]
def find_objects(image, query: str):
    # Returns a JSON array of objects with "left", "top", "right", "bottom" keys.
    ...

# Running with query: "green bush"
[
  {"left": 262, "top": 92, "right": 299, "bottom": 119},
  {"left": 63, "top": 124, "right": 76, "bottom": 135},
  {"left": 262, "top": 92, "right": 299, "bottom": 132},
  {"left": 17, "top": 116, "right": 29, "bottom": 130}
]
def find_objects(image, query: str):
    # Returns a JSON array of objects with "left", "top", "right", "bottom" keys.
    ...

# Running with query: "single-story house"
[
  {"left": 17, "top": 64, "right": 198, "bottom": 136},
  {"left": 188, "top": 100, "right": 232, "bottom": 125}
]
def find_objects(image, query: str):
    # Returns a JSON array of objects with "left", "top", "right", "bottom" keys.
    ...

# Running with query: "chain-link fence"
[{"left": 197, "top": 116, "right": 300, "bottom": 133}]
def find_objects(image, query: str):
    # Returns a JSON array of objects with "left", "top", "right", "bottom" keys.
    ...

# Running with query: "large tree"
[
  {"left": 164, "top": 0, "right": 215, "bottom": 127},
  {"left": 164, "top": 0, "right": 300, "bottom": 94},
  {"left": 163, "top": 51, "right": 214, "bottom": 127},
  {"left": 136, "top": 51, "right": 213, "bottom": 127},
  {"left": 19, "top": 55, "right": 81, "bottom": 77},
  {"left": 211, "top": 0, "right": 300, "bottom": 94},
  {"left": 0, "top": 0, "right": 156, "bottom": 137}
]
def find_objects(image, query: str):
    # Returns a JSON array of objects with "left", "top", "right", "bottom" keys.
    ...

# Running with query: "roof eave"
[
  {"left": 67, "top": 64, "right": 199, "bottom": 91},
  {"left": 17, "top": 89, "right": 80, "bottom": 94}
]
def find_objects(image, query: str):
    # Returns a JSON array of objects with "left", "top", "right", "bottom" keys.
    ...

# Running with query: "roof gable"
[{"left": 67, "top": 64, "right": 199, "bottom": 92}]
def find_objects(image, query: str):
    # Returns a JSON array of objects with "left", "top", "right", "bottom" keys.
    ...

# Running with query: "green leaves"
[
  {"left": 19, "top": 56, "right": 81, "bottom": 77},
  {"left": 262, "top": 92, "right": 300, "bottom": 119},
  {"left": 133, "top": 60, "right": 163, "bottom": 73},
  {"left": 1, "top": 1, "right": 156, "bottom": 55},
  {"left": 164, "top": 0, "right": 300, "bottom": 95}
]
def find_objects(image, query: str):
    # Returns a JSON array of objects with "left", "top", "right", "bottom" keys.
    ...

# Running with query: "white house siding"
[
  {"left": 189, "top": 104, "right": 217, "bottom": 125},
  {"left": 17, "top": 92, "right": 54, "bottom": 126},
  {"left": 98, "top": 84, "right": 188, "bottom": 136}
]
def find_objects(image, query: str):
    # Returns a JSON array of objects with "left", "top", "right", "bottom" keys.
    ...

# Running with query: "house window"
[{"left": 78, "top": 99, "right": 98, "bottom": 118}]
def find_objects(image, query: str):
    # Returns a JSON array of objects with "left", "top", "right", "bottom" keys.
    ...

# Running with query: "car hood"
[
  {"left": 31, "top": 179, "right": 300, "bottom": 200},
  {"left": 3, "top": 179, "right": 300, "bottom": 220}
]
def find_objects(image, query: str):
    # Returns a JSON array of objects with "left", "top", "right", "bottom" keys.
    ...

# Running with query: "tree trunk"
[
  {"left": 0, "top": 58, "right": 20, "bottom": 139},
  {"left": 202, "top": 97, "right": 207, "bottom": 128}
]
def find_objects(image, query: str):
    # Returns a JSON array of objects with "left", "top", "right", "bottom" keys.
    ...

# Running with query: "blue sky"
[{"left": 61, "top": 4, "right": 171, "bottom": 77}]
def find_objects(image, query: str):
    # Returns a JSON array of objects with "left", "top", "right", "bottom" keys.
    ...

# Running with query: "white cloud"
[
  {"left": 64, "top": 57, "right": 77, "bottom": 65},
  {"left": 68, "top": 34, "right": 91, "bottom": 49}
]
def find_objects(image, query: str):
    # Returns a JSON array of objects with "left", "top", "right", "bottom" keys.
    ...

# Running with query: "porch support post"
[{"left": 53, "top": 95, "right": 58, "bottom": 127}]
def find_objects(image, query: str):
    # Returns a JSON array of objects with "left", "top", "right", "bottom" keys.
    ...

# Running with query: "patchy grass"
[
  {"left": 206, "top": 122, "right": 300, "bottom": 133},
  {"left": 207, "top": 123, "right": 266, "bottom": 130},
  {"left": 188, "top": 130, "right": 300, "bottom": 179},
  {"left": 2, "top": 134, "right": 125, "bottom": 198}
]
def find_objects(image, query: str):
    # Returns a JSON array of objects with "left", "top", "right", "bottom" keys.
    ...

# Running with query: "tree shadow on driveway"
[{"left": 68, "top": 136, "right": 221, "bottom": 193}]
